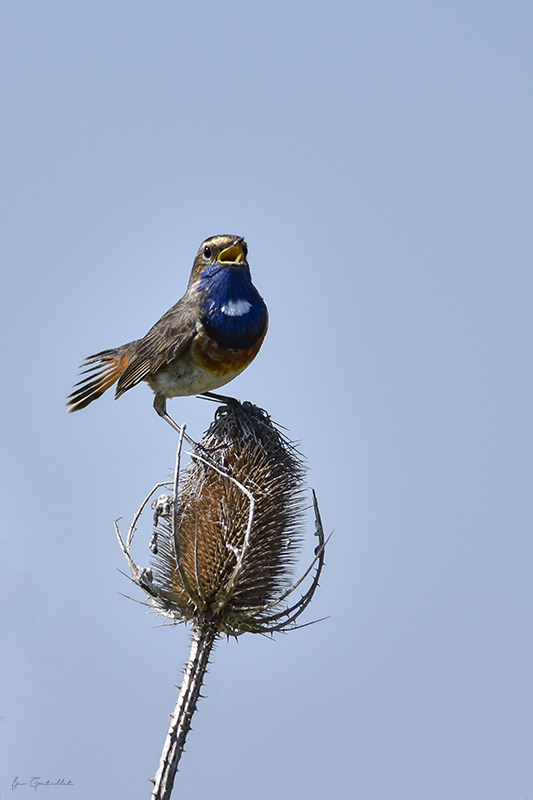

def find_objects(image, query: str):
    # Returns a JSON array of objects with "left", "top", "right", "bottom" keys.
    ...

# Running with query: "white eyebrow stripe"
[{"left": 221, "top": 299, "right": 252, "bottom": 317}]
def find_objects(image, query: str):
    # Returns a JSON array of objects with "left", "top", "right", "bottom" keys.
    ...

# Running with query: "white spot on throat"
[{"left": 221, "top": 298, "right": 252, "bottom": 317}]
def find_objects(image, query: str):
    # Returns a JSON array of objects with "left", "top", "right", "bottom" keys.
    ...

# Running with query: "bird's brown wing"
[{"left": 115, "top": 295, "right": 200, "bottom": 397}]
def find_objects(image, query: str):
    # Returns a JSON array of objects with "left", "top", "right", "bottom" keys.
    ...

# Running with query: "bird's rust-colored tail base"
[{"left": 67, "top": 348, "right": 132, "bottom": 412}]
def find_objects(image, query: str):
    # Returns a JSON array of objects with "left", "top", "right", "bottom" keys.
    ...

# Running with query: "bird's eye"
[{"left": 203, "top": 246, "right": 212, "bottom": 258}]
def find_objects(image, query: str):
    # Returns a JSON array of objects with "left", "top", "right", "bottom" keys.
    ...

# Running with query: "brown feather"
[
  {"left": 66, "top": 348, "right": 133, "bottom": 412},
  {"left": 115, "top": 296, "right": 199, "bottom": 396}
]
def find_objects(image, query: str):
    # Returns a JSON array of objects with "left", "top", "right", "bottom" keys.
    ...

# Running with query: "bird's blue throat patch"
[{"left": 198, "top": 264, "right": 267, "bottom": 349}]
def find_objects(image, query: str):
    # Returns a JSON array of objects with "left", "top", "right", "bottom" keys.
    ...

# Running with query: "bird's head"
[{"left": 189, "top": 234, "right": 249, "bottom": 286}]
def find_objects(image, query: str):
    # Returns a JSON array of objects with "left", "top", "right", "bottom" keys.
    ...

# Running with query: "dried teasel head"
[
  {"left": 116, "top": 398, "right": 326, "bottom": 636},
  {"left": 115, "top": 399, "right": 327, "bottom": 798}
]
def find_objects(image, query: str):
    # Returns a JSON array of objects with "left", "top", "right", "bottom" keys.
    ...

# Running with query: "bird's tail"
[{"left": 67, "top": 346, "right": 133, "bottom": 412}]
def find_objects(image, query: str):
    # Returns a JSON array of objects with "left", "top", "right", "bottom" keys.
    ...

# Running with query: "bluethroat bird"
[{"left": 67, "top": 235, "right": 268, "bottom": 433}]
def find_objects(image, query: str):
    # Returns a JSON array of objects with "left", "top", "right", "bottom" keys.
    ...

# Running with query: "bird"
[{"left": 67, "top": 234, "right": 268, "bottom": 433}]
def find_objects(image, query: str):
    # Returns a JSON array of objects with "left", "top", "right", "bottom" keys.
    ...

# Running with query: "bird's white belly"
[{"left": 146, "top": 358, "right": 244, "bottom": 398}]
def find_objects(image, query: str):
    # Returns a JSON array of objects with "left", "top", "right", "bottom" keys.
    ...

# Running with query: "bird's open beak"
[{"left": 218, "top": 239, "right": 247, "bottom": 264}]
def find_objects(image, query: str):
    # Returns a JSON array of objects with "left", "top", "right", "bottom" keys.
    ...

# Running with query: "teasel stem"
[{"left": 151, "top": 619, "right": 217, "bottom": 800}]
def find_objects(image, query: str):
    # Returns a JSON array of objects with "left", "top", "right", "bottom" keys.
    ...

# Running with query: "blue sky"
[{"left": 1, "top": 2, "right": 532, "bottom": 798}]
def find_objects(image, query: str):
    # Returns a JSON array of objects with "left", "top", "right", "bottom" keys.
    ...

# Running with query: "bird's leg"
[
  {"left": 153, "top": 394, "right": 197, "bottom": 448},
  {"left": 153, "top": 394, "right": 232, "bottom": 475}
]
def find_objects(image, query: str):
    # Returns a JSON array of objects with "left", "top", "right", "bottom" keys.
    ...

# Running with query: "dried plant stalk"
[
  {"left": 150, "top": 621, "right": 217, "bottom": 800},
  {"left": 115, "top": 397, "right": 327, "bottom": 800}
]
